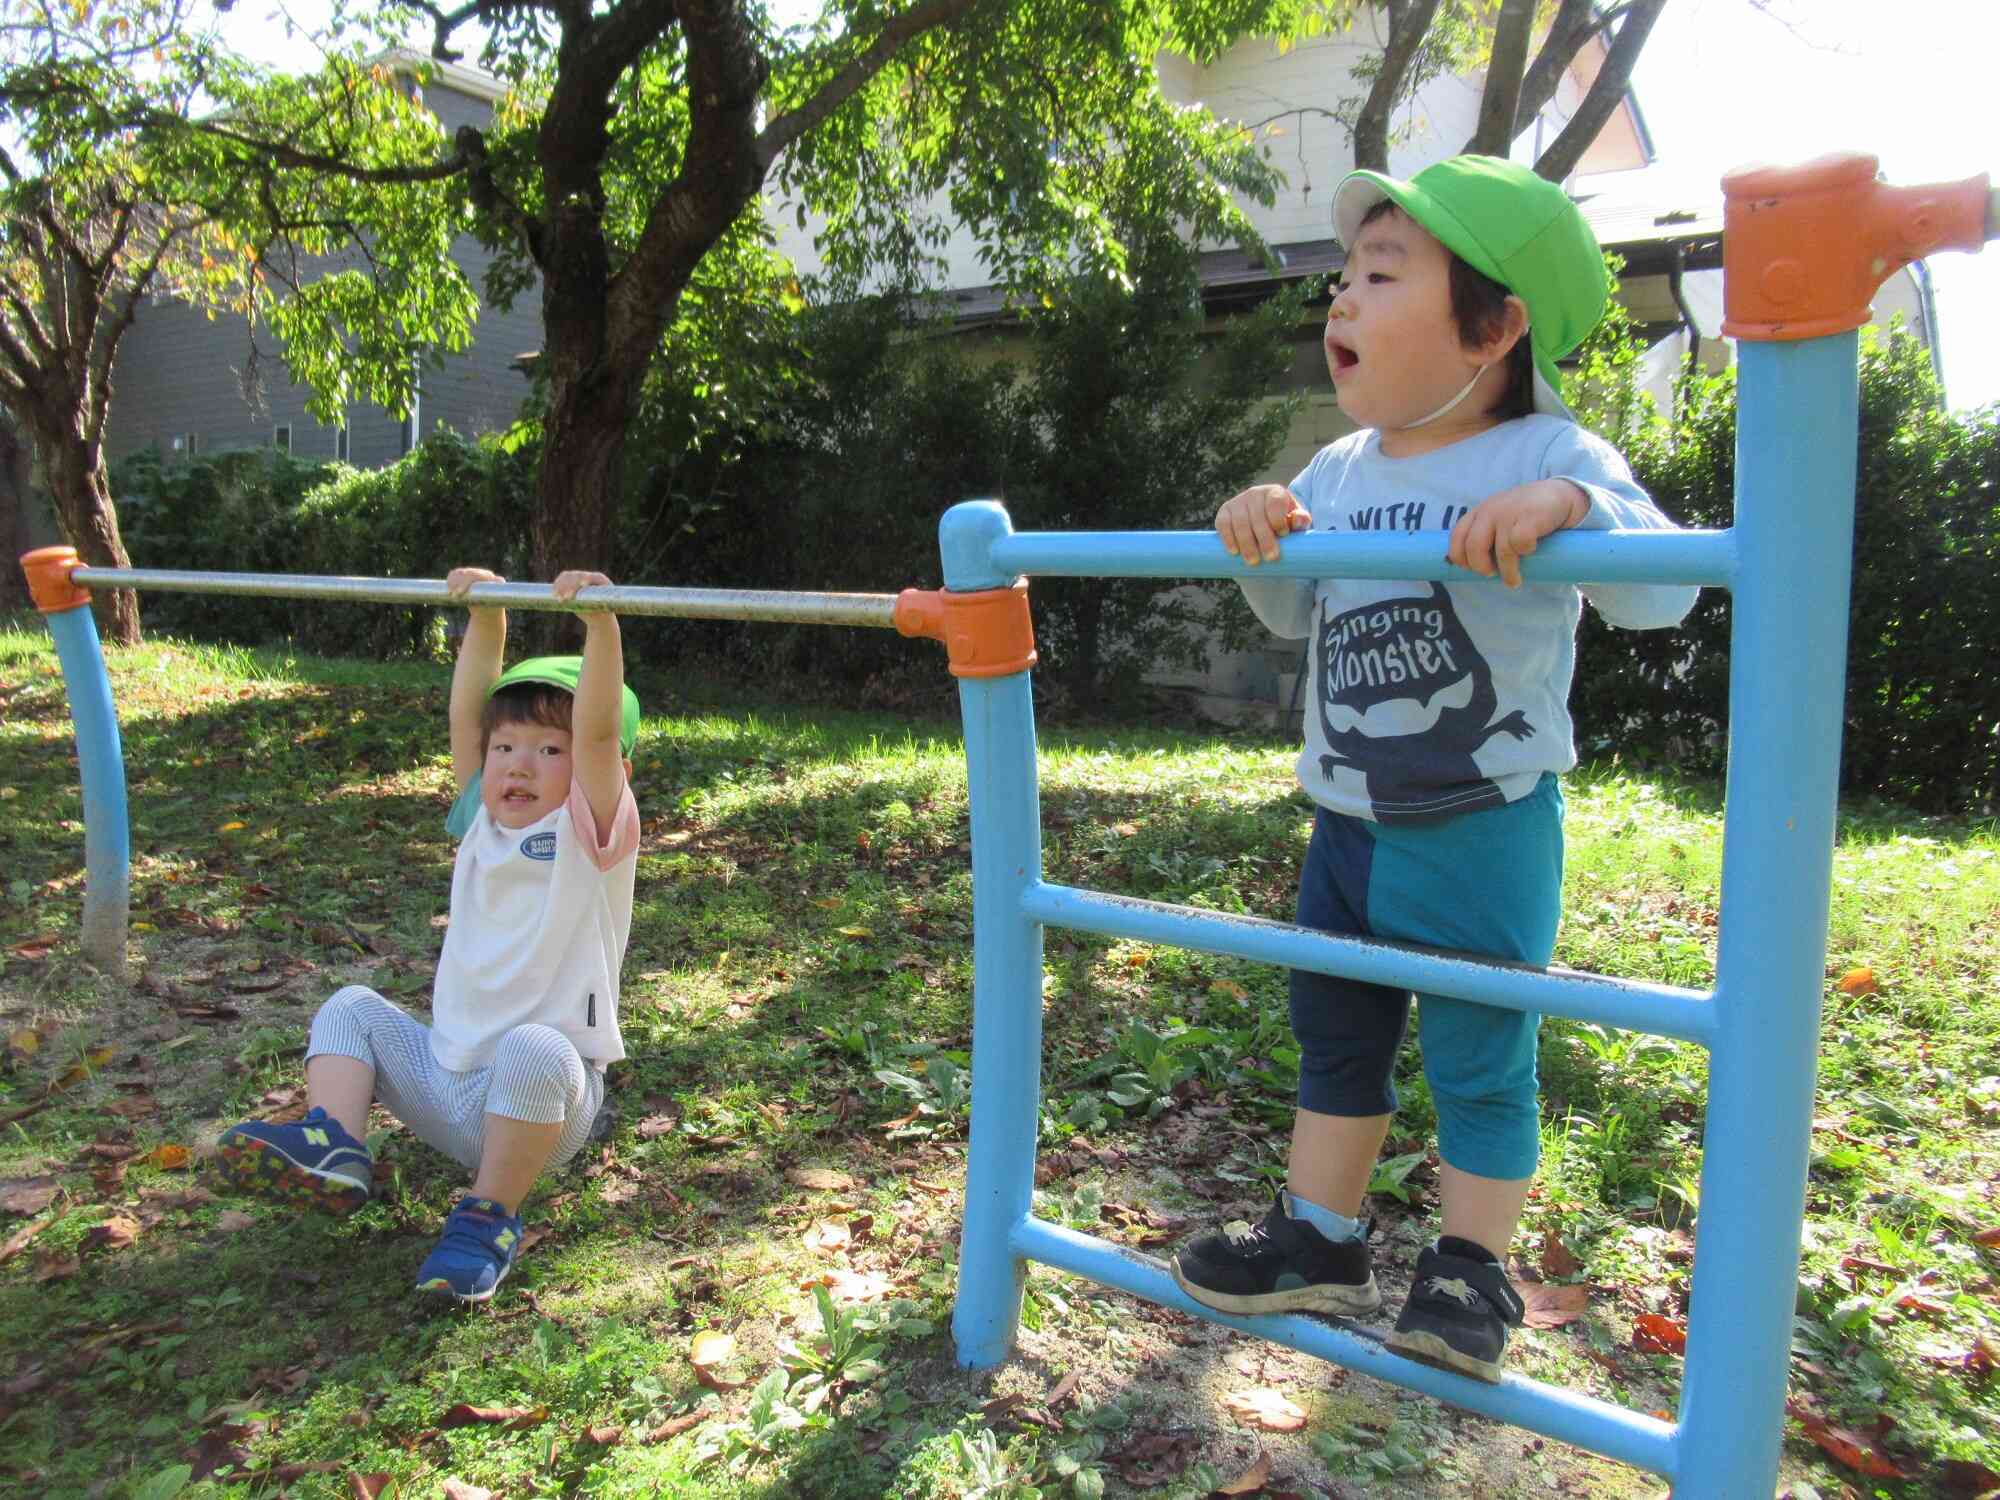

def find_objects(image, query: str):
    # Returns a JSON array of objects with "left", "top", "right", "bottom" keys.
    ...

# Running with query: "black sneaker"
[
  {"left": 1386, "top": 1236, "right": 1526, "bottom": 1383},
  {"left": 1170, "top": 1190, "right": 1380, "bottom": 1317}
]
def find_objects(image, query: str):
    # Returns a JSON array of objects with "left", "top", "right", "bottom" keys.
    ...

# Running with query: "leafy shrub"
[
  {"left": 113, "top": 430, "right": 535, "bottom": 660},
  {"left": 1572, "top": 325, "right": 1999, "bottom": 814}
]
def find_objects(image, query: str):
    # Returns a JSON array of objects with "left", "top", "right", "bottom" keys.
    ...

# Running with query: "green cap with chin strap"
[
  {"left": 1331, "top": 154, "right": 1609, "bottom": 422},
  {"left": 489, "top": 655, "right": 642, "bottom": 757},
  {"left": 446, "top": 655, "right": 642, "bottom": 838}
]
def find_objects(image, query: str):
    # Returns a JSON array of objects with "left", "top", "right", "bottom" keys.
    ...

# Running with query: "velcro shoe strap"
[{"left": 1430, "top": 1251, "right": 1526, "bottom": 1326}]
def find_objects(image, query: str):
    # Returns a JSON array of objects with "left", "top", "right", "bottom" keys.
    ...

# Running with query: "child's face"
[
  {"left": 1325, "top": 208, "right": 1489, "bottom": 440},
  {"left": 480, "top": 719, "right": 576, "bottom": 829}
]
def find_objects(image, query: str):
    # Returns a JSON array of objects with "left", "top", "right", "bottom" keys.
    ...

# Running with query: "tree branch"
[
  {"left": 1532, "top": 0, "right": 1666, "bottom": 181},
  {"left": 1517, "top": 0, "right": 1609, "bottom": 128},
  {"left": 754, "top": 0, "right": 986, "bottom": 171},
  {"left": 1465, "top": 0, "right": 1536, "bottom": 156},
  {"left": 1350, "top": 0, "right": 1440, "bottom": 175}
]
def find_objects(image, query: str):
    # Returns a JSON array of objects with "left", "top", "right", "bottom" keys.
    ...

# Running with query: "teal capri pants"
[{"left": 1288, "top": 773, "right": 1563, "bottom": 1181}]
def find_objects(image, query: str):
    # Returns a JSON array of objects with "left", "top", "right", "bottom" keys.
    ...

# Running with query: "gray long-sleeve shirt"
[{"left": 1240, "top": 415, "right": 1696, "bottom": 823}]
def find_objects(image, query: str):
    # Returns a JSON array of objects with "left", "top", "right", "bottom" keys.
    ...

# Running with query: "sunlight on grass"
[{"left": 1, "top": 631, "right": 1995, "bottom": 1498}]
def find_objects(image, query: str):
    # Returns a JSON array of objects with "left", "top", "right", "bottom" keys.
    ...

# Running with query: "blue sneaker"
[
  {"left": 214, "top": 1106, "right": 373, "bottom": 1215},
  {"left": 415, "top": 1197, "right": 524, "bottom": 1304}
]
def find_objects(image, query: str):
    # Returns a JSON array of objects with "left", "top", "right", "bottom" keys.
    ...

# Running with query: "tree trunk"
[
  {"left": 40, "top": 424, "right": 139, "bottom": 644},
  {"left": 1531, "top": 0, "right": 1668, "bottom": 183},
  {"left": 1465, "top": 0, "right": 1537, "bottom": 157},
  {"left": 1351, "top": 0, "right": 1443, "bottom": 175}
]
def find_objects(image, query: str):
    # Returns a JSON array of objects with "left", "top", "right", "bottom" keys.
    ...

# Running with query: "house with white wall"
[{"left": 767, "top": 21, "right": 1941, "bottom": 721}]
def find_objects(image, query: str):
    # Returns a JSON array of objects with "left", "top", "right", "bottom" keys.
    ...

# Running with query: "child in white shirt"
[{"left": 215, "top": 567, "right": 641, "bottom": 1303}]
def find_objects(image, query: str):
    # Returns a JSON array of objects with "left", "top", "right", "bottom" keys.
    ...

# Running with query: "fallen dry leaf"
[
  {"left": 440, "top": 1481, "right": 495, "bottom": 1500},
  {"left": 1786, "top": 1400, "right": 1908, "bottom": 1480},
  {"left": 583, "top": 1424, "right": 622, "bottom": 1446},
  {"left": 103, "top": 1093, "right": 159, "bottom": 1119},
  {"left": 1107, "top": 1426, "right": 1202, "bottom": 1487},
  {"left": 1213, "top": 1448, "right": 1272, "bottom": 1494},
  {"left": 689, "top": 1330, "right": 736, "bottom": 1368},
  {"left": 29, "top": 1252, "right": 78, "bottom": 1283},
  {"left": 1539, "top": 1229, "right": 1582, "bottom": 1280},
  {"left": 1938, "top": 1458, "right": 2000, "bottom": 1496},
  {"left": 215, "top": 1210, "right": 258, "bottom": 1233},
  {"left": 785, "top": 1166, "right": 857, "bottom": 1192},
  {"left": 802, "top": 1218, "right": 851, "bottom": 1253},
  {"left": 439, "top": 1403, "right": 547, "bottom": 1431},
  {"left": 1631, "top": 1313, "right": 1687, "bottom": 1354},
  {"left": 144, "top": 1144, "right": 192, "bottom": 1171},
  {"left": 1970, "top": 1226, "right": 2000, "bottom": 1248},
  {"left": 641, "top": 1410, "right": 710, "bottom": 1442},
  {"left": 0, "top": 1216, "right": 53, "bottom": 1263},
  {"left": 83, "top": 1214, "right": 141, "bottom": 1252},
  {"left": 0, "top": 1178, "right": 60, "bottom": 1216},
  {"left": 635, "top": 1111, "right": 680, "bottom": 1140},
  {"left": 1518, "top": 1280, "right": 1590, "bottom": 1329},
  {"left": 1836, "top": 966, "right": 1879, "bottom": 997},
  {"left": 347, "top": 1475, "right": 397, "bottom": 1500},
  {"left": 1222, "top": 1388, "right": 1307, "bottom": 1433},
  {"left": 821, "top": 1267, "right": 892, "bottom": 1304}
]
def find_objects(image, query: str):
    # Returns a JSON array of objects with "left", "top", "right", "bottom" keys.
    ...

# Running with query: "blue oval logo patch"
[{"left": 520, "top": 832, "right": 558, "bottom": 861}]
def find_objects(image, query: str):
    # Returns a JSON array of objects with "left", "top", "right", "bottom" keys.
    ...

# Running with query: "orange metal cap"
[
  {"left": 895, "top": 582, "right": 1038, "bottom": 679},
  {"left": 1722, "top": 152, "right": 1991, "bottom": 341},
  {"left": 21, "top": 546, "right": 89, "bottom": 614}
]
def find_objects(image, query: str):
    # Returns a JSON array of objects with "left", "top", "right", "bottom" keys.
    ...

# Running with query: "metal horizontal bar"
[
  {"left": 1012, "top": 1217, "right": 1680, "bottom": 1480},
  {"left": 67, "top": 568, "right": 903, "bottom": 629},
  {"left": 989, "top": 528, "right": 1735, "bottom": 588},
  {"left": 1022, "top": 882, "right": 1715, "bottom": 1046}
]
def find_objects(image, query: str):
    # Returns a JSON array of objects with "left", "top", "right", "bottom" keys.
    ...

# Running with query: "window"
[
  {"left": 335, "top": 425, "right": 350, "bottom": 462},
  {"left": 173, "top": 432, "right": 197, "bottom": 454},
  {"left": 272, "top": 424, "right": 291, "bottom": 453}
]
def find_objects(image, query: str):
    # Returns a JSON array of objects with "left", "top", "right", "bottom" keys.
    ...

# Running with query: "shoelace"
[
  {"left": 436, "top": 1207, "right": 509, "bottom": 1259},
  {"left": 1222, "top": 1218, "right": 1266, "bottom": 1249},
  {"left": 1422, "top": 1275, "right": 1480, "bottom": 1307}
]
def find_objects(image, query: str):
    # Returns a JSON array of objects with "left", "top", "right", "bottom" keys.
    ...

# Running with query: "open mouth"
[{"left": 1328, "top": 338, "right": 1359, "bottom": 375}]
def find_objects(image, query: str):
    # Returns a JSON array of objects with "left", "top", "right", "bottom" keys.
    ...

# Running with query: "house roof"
[{"left": 938, "top": 175, "right": 1725, "bottom": 332}]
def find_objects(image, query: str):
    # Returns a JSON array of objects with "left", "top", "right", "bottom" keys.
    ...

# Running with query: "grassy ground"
[{"left": 0, "top": 620, "right": 1996, "bottom": 1500}]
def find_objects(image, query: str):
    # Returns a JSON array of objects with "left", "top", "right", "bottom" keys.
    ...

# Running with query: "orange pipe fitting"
[
  {"left": 21, "top": 546, "right": 89, "bottom": 614},
  {"left": 895, "top": 581, "right": 1038, "bottom": 679},
  {"left": 1721, "top": 152, "right": 1991, "bottom": 341}
]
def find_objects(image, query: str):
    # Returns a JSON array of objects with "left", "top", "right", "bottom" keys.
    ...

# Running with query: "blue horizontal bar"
[
  {"left": 1022, "top": 883, "right": 1715, "bottom": 1046},
  {"left": 988, "top": 528, "right": 1735, "bottom": 587},
  {"left": 1012, "top": 1216, "right": 1680, "bottom": 1480}
]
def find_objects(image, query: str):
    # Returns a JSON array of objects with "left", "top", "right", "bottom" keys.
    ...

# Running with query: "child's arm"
[
  {"left": 1217, "top": 483, "right": 1317, "bottom": 641},
  {"left": 553, "top": 570, "right": 628, "bottom": 844},
  {"left": 446, "top": 566, "right": 508, "bottom": 791}
]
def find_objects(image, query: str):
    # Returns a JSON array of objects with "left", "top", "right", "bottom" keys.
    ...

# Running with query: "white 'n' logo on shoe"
[{"left": 303, "top": 1128, "right": 330, "bottom": 1147}]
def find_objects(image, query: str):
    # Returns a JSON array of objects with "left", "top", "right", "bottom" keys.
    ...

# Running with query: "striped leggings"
[{"left": 307, "top": 986, "right": 604, "bottom": 1174}]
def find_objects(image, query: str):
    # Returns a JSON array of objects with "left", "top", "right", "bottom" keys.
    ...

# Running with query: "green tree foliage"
[
  {"left": 0, "top": 0, "right": 478, "bottom": 641},
  {"left": 1570, "top": 326, "right": 2000, "bottom": 815}
]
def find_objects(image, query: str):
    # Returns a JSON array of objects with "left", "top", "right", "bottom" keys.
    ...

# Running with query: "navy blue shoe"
[
  {"left": 214, "top": 1107, "right": 373, "bottom": 1215},
  {"left": 1387, "top": 1237, "right": 1526, "bottom": 1383},
  {"left": 415, "top": 1197, "right": 524, "bottom": 1303}
]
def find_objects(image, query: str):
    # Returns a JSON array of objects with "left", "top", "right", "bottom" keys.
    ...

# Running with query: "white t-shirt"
[{"left": 430, "top": 778, "right": 641, "bottom": 1070}]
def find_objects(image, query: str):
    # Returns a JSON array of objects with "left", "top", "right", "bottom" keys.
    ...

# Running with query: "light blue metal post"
[
  {"left": 942, "top": 501, "right": 1050, "bottom": 1368},
  {"left": 27, "top": 564, "right": 131, "bottom": 980},
  {"left": 1675, "top": 334, "right": 1859, "bottom": 1494}
]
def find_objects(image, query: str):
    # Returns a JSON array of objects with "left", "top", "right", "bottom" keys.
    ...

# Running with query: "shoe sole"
[
  {"left": 415, "top": 1264, "right": 510, "bottom": 1305},
  {"left": 1169, "top": 1264, "right": 1381, "bottom": 1318},
  {"left": 1386, "top": 1327, "right": 1504, "bottom": 1384},
  {"left": 212, "top": 1138, "right": 370, "bottom": 1217}
]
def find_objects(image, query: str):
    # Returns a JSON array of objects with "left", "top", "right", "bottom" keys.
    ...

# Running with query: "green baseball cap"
[
  {"left": 491, "top": 655, "right": 642, "bottom": 757},
  {"left": 1331, "top": 154, "right": 1608, "bottom": 422}
]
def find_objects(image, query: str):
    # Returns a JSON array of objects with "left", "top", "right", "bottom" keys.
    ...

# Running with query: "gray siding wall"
[{"left": 103, "top": 75, "right": 543, "bottom": 471}]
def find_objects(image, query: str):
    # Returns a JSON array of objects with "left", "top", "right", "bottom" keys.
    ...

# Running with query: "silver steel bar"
[{"left": 67, "top": 567, "right": 903, "bottom": 629}]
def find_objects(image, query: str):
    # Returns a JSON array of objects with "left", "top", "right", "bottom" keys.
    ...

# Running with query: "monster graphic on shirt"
[{"left": 1315, "top": 581, "right": 1536, "bottom": 822}]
